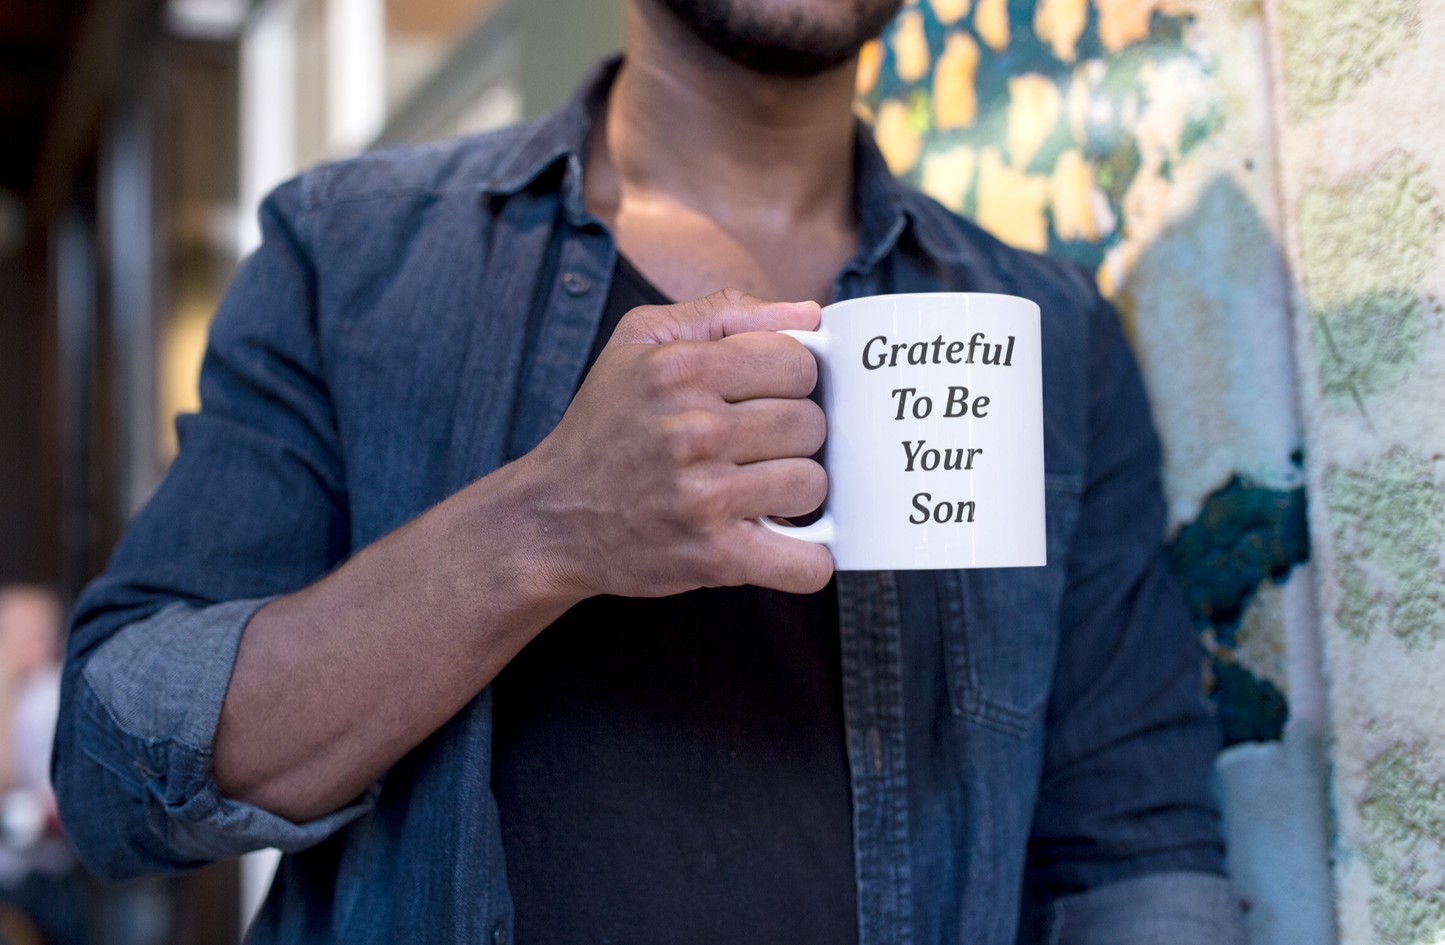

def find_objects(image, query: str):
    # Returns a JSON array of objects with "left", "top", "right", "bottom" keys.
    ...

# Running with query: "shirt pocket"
[{"left": 940, "top": 474, "right": 1082, "bottom": 737}]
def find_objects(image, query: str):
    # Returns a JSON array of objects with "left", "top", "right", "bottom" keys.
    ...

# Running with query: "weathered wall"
[
  {"left": 857, "top": 0, "right": 1355, "bottom": 940},
  {"left": 1268, "top": 0, "right": 1445, "bottom": 940}
]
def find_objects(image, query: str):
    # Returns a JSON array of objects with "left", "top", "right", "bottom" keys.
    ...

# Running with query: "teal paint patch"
[
  {"left": 1097, "top": 135, "right": 1143, "bottom": 210},
  {"left": 1213, "top": 662, "right": 1290, "bottom": 744},
  {"left": 1359, "top": 745, "right": 1445, "bottom": 944},
  {"left": 1167, "top": 476, "right": 1310, "bottom": 636},
  {"left": 1179, "top": 103, "right": 1223, "bottom": 156},
  {"left": 1325, "top": 449, "right": 1445, "bottom": 649},
  {"left": 1166, "top": 476, "right": 1310, "bottom": 745}
]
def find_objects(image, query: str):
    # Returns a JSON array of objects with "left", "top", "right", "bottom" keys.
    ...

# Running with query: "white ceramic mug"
[{"left": 759, "top": 292, "right": 1046, "bottom": 570}]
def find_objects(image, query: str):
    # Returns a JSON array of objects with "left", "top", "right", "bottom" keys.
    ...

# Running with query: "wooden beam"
[{"left": 27, "top": 0, "right": 166, "bottom": 225}]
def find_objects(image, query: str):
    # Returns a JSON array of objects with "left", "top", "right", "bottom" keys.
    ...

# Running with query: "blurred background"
[
  {"left": 1, "top": 1, "right": 625, "bottom": 940},
  {"left": 2, "top": 0, "right": 1443, "bottom": 942}
]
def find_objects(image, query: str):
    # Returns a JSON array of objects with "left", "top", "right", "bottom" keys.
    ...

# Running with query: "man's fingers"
[
  {"left": 627, "top": 331, "right": 818, "bottom": 408},
  {"left": 720, "top": 521, "right": 835, "bottom": 594},
  {"left": 657, "top": 400, "right": 824, "bottom": 466},
  {"left": 719, "top": 458, "right": 828, "bottom": 521},
  {"left": 722, "top": 399, "right": 826, "bottom": 464},
  {"left": 699, "top": 332, "right": 820, "bottom": 402},
  {"left": 610, "top": 287, "right": 821, "bottom": 345},
  {"left": 689, "top": 289, "right": 821, "bottom": 340}
]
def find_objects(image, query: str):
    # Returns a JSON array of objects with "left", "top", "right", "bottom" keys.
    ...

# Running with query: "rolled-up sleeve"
[
  {"left": 1019, "top": 293, "right": 1232, "bottom": 934},
  {"left": 54, "top": 177, "right": 361, "bottom": 879},
  {"left": 1049, "top": 872, "right": 1247, "bottom": 944},
  {"left": 70, "top": 601, "right": 376, "bottom": 870}
]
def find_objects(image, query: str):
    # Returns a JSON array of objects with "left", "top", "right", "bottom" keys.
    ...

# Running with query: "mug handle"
[
  {"left": 757, "top": 509, "right": 836, "bottom": 546},
  {"left": 755, "top": 328, "right": 835, "bottom": 549}
]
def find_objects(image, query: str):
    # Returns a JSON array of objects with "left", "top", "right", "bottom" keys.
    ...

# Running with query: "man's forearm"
[
  {"left": 212, "top": 454, "right": 583, "bottom": 823},
  {"left": 212, "top": 293, "right": 832, "bottom": 824}
]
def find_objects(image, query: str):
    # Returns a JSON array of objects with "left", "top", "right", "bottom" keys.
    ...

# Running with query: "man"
[{"left": 55, "top": 0, "right": 1245, "bottom": 942}]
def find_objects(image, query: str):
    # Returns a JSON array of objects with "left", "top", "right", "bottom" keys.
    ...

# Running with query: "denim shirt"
[{"left": 55, "top": 61, "right": 1239, "bottom": 945}]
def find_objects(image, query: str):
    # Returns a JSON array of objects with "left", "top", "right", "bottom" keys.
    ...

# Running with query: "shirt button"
[
  {"left": 492, "top": 922, "right": 509, "bottom": 945},
  {"left": 561, "top": 271, "right": 590, "bottom": 296}
]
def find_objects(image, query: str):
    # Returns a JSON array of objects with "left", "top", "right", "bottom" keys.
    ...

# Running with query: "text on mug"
[
  {"left": 863, "top": 333, "right": 1015, "bottom": 369},
  {"left": 891, "top": 387, "right": 989, "bottom": 419},
  {"left": 900, "top": 441, "right": 982, "bottom": 472},
  {"left": 910, "top": 493, "right": 977, "bottom": 524}
]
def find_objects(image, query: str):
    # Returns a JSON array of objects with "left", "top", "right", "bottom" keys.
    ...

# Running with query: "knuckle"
[
  {"left": 644, "top": 343, "right": 698, "bottom": 394},
  {"left": 676, "top": 469, "right": 728, "bottom": 523},
  {"left": 619, "top": 302, "right": 692, "bottom": 344},
  {"left": 611, "top": 303, "right": 664, "bottom": 343},
  {"left": 620, "top": 302, "right": 660, "bottom": 325},
  {"left": 660, "top": 411, "right": 718, "bottom": 464}
]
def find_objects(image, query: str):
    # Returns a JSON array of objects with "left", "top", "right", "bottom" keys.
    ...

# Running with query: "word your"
[
  {"left": 901, "top": 441, "right": 982, "bottom": 472},
  {"left": 863, "top": 333, "right": 1015, "bottom": 370},
  {"left": 891, "top": 387, "right": 989, "bottom": 420},
  {"left": 910, "top": 493, "right": 977, "bottom": 524}
]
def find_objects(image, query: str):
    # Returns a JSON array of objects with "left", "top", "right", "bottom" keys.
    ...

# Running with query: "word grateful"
[{"left": 863, "top": 333, "right": 1016, "bottom": 370}]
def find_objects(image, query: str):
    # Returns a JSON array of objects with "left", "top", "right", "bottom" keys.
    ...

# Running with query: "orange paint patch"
[
  {"left": 933, "top": 31, "right": 980, "bottom": 129},
  {"left": 856, "top": 38, "right": 883, "bottom": 96},
  {"left": 1096, "top": 0, "right": 1160, "bottom": 52},
  {"left": 891, "top": 9, "right": 933, "bottom": 83},
  {"left": 974, "top": 0, "right": 1011, "bottom": 51}
]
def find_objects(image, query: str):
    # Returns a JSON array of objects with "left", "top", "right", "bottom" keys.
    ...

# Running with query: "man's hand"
[
  {"left": 214, "top": 288, "right": 830, "bottom": 822},
  {"left": 522, "top": 288, "right": 832, "bottom": 598}
]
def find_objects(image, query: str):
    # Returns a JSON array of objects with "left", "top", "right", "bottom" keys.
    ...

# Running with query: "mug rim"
[{"left": 823, "top": 291, "right": 1040, "bottom": 319}]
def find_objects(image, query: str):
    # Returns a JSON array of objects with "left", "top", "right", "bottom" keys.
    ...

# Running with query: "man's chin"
[{"left": 655, "top": 0, "right": 905, "bottom": 78}]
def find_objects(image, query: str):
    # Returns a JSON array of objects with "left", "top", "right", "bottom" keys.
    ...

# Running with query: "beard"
[{"left": 656, "top": 0, "right": 905, "bottom": 76}]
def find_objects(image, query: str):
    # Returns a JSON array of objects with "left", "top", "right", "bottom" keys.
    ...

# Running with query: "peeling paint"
[
  {"left": 875, "top": 98, "right": 923, "bottom": 174},
  {"left": 1167, "top": 476, "right": 1309, "bottom": 635},
  {"left": 1166, "top": 476, "right": 1308, "bottom": 745},
  {"left": 1116, "top": 177, "right": 1300, "bottom": 532},
  {"left": 859, "top": 0, "right": 1219, "bottom": 270},
  {"left": 1359, "top": 745, "right": 1445, "bottom": 944},
  {"left": 1279, "top": 0, "right": 1418, "bottom": 118},
  {"left": 1325, "top": 449, "right": 1445, "bottom": 649},
  {"left": 1232, "top": 579, "right": 1287, "bottom": 693},
  {"left": 921, "top": 144, "right": 977, "bottom": 212},
  {"left": 1034, "top": 0, "right": 1089, "bottom": 62},
  {"left": 892, "top": 8, "right": 933, "bottom": 83},
  {"left": 974, "top": 0, "right": 1011, "bottom": 51},
  {"left": 861, "top": 0, "right": 1336, "bottom": 930},
  {"left": 933, "top": 31, "right": 980, "bottom": 129},
  {"left": 1299, "top": 152, "right": 1445, "bottom": 403}
]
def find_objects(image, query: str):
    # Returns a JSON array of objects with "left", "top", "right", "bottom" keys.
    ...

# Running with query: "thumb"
[{"left": 611, "top": 287, "right": 822, "bottom": 345}]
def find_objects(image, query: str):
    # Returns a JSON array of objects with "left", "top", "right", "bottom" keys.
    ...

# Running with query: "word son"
[{"left": 910, "top": 493, "right": 976, "bottom": 524}]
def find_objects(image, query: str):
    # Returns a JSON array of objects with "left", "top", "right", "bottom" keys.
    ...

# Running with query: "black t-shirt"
[{"left": 491, "top": 256, "right": 857, "bottom": 944}]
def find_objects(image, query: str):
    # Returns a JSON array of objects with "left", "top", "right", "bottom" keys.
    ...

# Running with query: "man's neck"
[{"left": 585, "top": 0, "right": 862, "bottom": 303}]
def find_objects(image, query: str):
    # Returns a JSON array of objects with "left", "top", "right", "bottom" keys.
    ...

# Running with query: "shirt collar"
[{"left": 483, "top": 56, "right": 916, "bottom": 273}]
